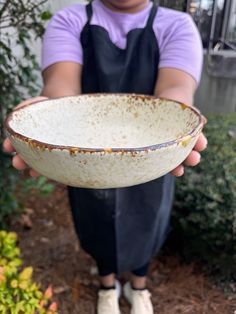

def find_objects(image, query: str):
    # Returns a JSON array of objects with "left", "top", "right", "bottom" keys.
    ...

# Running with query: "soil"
[{"left": 11, "top": 184, "right": 236, "bottom": 314}]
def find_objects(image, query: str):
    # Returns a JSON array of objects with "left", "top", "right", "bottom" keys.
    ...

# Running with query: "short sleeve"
[
  {"left": 41, "top": 5, "right": 86, "bottom": 71},
  {"left": 158, "top": 13, "right": 203, "bottom": 84}
]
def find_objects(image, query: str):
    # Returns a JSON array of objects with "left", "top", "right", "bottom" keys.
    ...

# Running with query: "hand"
[
  {"left": 3, "top": 96, "right": 48, "bottom": 177},
  {"left": 171, "top": 132, "right": 207, "bottom": 177}
]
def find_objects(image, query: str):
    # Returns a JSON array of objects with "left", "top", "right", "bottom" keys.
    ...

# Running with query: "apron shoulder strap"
[
  {"left": 146, "top": 2, "right": 158, "bottom": 29},
  {"left": 85, "top": 2, "right": 93, "bottom": 23}
]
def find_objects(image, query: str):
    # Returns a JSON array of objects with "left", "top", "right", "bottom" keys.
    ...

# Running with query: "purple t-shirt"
[{"left": 42, "top": 0, "right": 203, "bottom": 83}]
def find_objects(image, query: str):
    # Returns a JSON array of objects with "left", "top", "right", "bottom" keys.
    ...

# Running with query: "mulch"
[{"left": 11, "top": 184, "right": 236, "bottom": 314}]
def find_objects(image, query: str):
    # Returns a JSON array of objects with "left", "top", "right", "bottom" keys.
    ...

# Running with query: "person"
[{"left": 3, "top": 0, "right": 207, "bottom": 313}]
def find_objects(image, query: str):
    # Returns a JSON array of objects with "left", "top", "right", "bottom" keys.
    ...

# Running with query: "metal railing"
[{"left": 187, "top": 0, "right": 236, "bottom": 78}]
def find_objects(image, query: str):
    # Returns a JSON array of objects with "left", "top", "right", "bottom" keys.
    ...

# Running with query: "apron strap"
[
  {"left": 86, "top": 2, "right": 93, "bottom": 23},
  {"left": 146, "top": 2, "right": 158, "bottom": 29}
]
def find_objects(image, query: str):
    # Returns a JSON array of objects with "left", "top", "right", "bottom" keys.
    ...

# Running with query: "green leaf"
[
  {"left": 168, "top": 113, "right": 236, "bottom": 277},
  {"left": 41, "top": 11, "right": 52, "bottom": 20}
]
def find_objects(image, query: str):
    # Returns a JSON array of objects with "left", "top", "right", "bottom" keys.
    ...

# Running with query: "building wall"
[
  {"left": 195, "top": 56, "right": 236, "bottom": 113},
  {"left": 46, "top": 0, "right": 83, "bottom": 12}
]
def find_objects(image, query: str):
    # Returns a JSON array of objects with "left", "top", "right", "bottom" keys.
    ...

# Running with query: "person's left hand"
[{"left": 171, "top": 132, "right": 207, "bottom": 176}]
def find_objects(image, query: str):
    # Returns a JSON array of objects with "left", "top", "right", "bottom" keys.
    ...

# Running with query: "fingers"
[
  {"left": 3, "top": 96, "right": 47, "bottom": 176},
  {"left": 171, "top": 133, "right": 207, "bottom": 177},
  {"left": 184, "top": 150, "right": 201, "bottom": 167},
  {"left": 12, "top": 155, "right": 27, "bottom": 170},
  {"left": 3, "top": 138, "right": 15, "bottom": 153},
  {"left": 11, "top": 154, "right": 40, "bottom": 178},
  {"left": 171, "top": 150, "right": 201, "bottom": 177},
  {"left": 29, "top": 169, "right": 40, "bottom": 178},
  {"left": 171, "top": 164, "right": 184, "bottom": 177},
  {"left": 14, "top": 96, "right": 49, "bottom": 110},
  {"left": 3, "top": 136, "right": 40, "bottom": 177},
  {"left": 11, "top": 154, "right": 40, "bottom": 177},
  {"left": 3, "top": 138, "right": 27, "bottom": 170},
  {"left": 194, "top": 133, "right": 208, "bottom": 152}
]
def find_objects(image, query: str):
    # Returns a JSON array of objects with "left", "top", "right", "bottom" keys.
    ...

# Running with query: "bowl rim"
[{"left": 4, "top": 93, "right": 206, "bottom": 153}]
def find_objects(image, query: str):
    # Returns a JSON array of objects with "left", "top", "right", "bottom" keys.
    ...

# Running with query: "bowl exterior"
[{"left": 7, "top": 132, "right": 200, "bottom": 188}]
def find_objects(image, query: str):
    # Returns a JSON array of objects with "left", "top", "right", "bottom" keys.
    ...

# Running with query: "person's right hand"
[{"left": 3, "top": 96, "right": 49, "bottom": 177}]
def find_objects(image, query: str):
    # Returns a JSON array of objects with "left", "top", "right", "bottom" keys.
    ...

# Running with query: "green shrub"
[
  {"left": 20, "top": 177, "right": 55, "bottom": 197},
  {"left": 0, "top": 231, "right": 58, "bottom": 314},
  {"left": 169, "top": 113, "right": 236, "bottom": 275},
  {"left": 0, "top": 0, "right": 52, "bottom": 228}
]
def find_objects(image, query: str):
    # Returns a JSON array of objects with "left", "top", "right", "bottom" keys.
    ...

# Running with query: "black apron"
[{"left": 68, "top": 1, "right": 175, "bottom": 275}]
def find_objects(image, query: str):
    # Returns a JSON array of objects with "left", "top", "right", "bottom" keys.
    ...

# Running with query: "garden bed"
[{"left": 10, "top": 184, "right": 236, "bottom": 314}]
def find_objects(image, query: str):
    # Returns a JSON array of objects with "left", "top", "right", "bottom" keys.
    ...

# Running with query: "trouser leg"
[{"left": 132, "top": 262, "right": 150, "bottom": 277}]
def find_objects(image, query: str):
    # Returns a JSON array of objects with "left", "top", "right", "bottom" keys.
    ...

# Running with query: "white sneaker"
[
  {"left": 97, "top": 280, "right": 121, "bottom": 314},
  {"left": 123, "top": 282, "right": 154, "bottom": 314}
]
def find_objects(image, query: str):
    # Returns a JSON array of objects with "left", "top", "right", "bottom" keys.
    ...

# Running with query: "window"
[
  {"left": 227, "top": 0, "right": 236, "bottom": 45},
  {"left": 188, "top": 0, "right": 226, "bottom": 48},
  {"left": 187, "top": 0, "right": 236, "bottom": 78}
]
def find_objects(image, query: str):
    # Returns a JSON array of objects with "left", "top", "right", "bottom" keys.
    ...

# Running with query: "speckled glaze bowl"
[{"left": 5, "top": 94, "right": 206, "bottom": 188}]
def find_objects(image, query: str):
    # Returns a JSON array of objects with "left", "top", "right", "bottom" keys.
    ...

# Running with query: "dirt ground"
[{"left": 11, "top": 184, "right": 236, "bottom": 314}]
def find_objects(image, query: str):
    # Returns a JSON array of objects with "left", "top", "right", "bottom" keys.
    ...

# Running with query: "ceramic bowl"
[{"left": 5, "top": 94, "right": 206, "bottom": 188}]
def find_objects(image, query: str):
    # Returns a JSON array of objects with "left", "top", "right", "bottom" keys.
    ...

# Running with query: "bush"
[
  {"left": 0, "top": 0, "right": 52, "bottom": 228},
  {"left": 0, "top": 231, "right": 58, "bottom": 314},
  {"left": 169, "top": 113, "right": 236, "bottom": 275}
]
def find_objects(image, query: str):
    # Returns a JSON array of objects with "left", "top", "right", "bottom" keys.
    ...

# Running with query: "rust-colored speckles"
[
  {"left": 179, "top": 135, "right": 192, "bottom": 147},
  {"left": 34, "top": 144, "right": 46, "bottom": 151},
  {"left": 25, "top": 138, "right": 46, "bottom": 151},
  {"left": 5, "top": 94, "right": 206, "bottom": 164},
  {"left": 203, "top": 116, "right": 208, "bottom": 125},
  {"left": 104, "top": 148, "right": 113, "bottom": 153},
  {"left": 132, "top": 94, "right": 148, "bottom": 102},
  {"left": 25, "top": 138, "right": 33, "bottom": 145},
  {"left": 130, "top": 150, "right": 138, "bottom": 157},
  {"left": 79, "top": 149, "right": 96, "bottom": 155},
  {"left": 69, "top": 148, "right": 79, "bottom": 156},
  {"left": 181, "top": 103, "right": 189, "bottom": 110},
  {"left": 79, "top": 160, "right": 88, "bottom": 165}
]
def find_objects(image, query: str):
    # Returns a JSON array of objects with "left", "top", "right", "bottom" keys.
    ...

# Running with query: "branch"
[
  {"left": 0, "top": 0, "right": 11, "bottom": 18},
  {"left": 0, "top": 0, "right": 48, "bottom": 31}
]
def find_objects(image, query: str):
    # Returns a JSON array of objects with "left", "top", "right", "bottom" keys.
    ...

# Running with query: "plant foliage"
[
  {"left": 0, "top": 231, "right": 58, "bottom": 314},
  {"left": 169, "top": 113, "right": 236, "bottom": 274},
  {"left": 0, "top": 0, "right": 53, "bottom": 228}
]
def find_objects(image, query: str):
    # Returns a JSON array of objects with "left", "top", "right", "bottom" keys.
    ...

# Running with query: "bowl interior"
[{"left": 8, "top": 95, "right": 200, "bottom": 149}]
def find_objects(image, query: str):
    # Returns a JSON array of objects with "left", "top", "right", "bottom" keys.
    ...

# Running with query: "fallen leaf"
[
  {"left": 53, "top": 286, "right": 69, "bottom": 294},
  {"left": 72, "top": 276, "right": 81, "bottom": 301},
  {"left": 40, "top": 237, "right": 50, "bottom": 243},
  {"left": 20, "top": 214, "right": 33, "bottom": 229}
]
